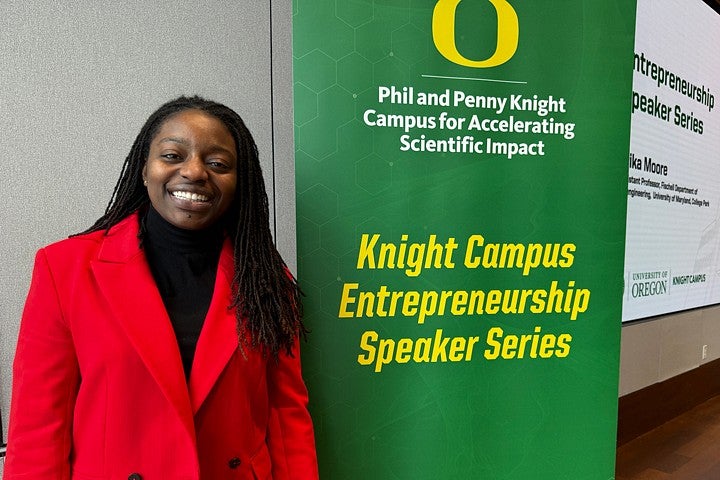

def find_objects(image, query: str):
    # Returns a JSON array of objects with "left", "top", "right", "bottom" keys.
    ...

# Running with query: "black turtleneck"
[{"left": 142, "top": 206, "right": 225, "bottom": 380}]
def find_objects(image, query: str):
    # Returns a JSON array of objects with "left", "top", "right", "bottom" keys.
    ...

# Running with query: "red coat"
[{"left": 4, "top": 213, "right": 318, "bottom": 480}]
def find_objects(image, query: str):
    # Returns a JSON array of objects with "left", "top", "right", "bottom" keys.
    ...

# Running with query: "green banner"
[{"left": 293, "top": 2, "right": 636, "bottom": 478}]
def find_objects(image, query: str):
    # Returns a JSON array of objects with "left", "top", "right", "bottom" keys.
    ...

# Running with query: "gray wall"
[
  {"left": 619, "top": 305, "right": 720, "bottom": 395},
  {"left": 0, "top": 1, "right": 296, "bottom": 468}
]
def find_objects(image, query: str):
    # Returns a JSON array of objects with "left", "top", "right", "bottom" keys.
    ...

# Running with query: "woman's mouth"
[{"left": 170, "top": 190, "right": 211, "bottom": 203}]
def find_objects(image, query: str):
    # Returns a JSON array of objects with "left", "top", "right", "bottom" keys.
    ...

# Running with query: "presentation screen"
[{"left": 623, "top": 0, "right": 720, "bottom": 321}]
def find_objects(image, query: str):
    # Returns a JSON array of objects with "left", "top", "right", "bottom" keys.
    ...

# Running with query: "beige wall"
[{"left": 619, "top": 304, "right": 720, "bottom": 396}]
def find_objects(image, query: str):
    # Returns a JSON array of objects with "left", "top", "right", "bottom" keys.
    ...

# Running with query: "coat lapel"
[
  {"left": 90, "top": 214, "right": 195, "bottom": 440},
  {"left": 188, "top": 241, "right": 239, "bottom": 413}
]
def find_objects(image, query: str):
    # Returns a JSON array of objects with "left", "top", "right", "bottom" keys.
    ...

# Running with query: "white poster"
[{"left": 624, "top": 0, "right": 720, "bottom": 321}]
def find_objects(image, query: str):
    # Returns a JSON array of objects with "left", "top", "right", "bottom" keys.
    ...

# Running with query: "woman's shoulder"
[
  {"left": 40, "top": 230, "right": 103, "bottom": 260},
  {"left": 40, "top": 213, "right": 140, "bottom": 262}
]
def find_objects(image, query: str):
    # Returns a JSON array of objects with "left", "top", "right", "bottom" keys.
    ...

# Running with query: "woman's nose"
[{"left": 179, "top": 155, "right": 208, "bottom": 181}]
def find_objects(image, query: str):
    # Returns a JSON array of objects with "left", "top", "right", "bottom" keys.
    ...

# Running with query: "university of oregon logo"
[{"left": 432, "top": 0, "right": 519, "bottom": 68}]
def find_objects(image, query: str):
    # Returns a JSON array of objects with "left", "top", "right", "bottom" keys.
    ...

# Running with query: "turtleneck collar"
[{"left": 143, "top": 205, "right": 225, "bottom": 254}]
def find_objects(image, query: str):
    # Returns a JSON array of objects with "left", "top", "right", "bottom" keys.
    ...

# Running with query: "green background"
[{"left": 293, "top": 1, "right": 637, "bottom": 478}]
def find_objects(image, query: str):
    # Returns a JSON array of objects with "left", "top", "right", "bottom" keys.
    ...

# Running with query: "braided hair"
[{"left": 80, "top": 95, "right": 305, "bottom": 357}]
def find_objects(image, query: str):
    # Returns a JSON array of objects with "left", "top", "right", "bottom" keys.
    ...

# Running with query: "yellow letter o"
[{"left": 432, "top": 0, "right": 519, "bottom": 68}]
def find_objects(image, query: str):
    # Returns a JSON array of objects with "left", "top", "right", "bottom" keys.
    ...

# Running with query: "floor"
[{"left": 616, "top": 394, "right": 720, "bottom": 479}]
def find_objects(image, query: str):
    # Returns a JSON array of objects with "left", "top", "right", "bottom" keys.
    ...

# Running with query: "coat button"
[
  {"left": 228, "top": 456, "right": 242, "bottom": 469},
  {"left": 128, "top": 474, "right": 142, "bottom": 480}
]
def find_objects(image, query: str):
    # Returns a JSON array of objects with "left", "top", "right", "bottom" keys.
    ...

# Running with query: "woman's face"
[{"left": 142, "top": 109, "right": 238, "bottom": 230}]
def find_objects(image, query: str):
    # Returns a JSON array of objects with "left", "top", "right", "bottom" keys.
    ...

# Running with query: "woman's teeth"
[{"left": 171, "top": 191, "right": 209, "bottom": 202}]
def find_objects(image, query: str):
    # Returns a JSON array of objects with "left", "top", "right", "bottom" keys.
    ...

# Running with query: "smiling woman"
[
  {"left": 143, "top": 110, "right": 238, "bottom": 231},
  {"left": 4, "top": 96, "right": 318, "bottom": 480}
]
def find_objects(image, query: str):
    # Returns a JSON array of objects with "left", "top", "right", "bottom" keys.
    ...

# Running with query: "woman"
[{"left": 4, "top": 96, "right": 318, "bottom": 479}]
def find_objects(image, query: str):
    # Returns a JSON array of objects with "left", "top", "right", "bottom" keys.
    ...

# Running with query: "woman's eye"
[
  {"left": 161, "top": 153, "right": 181, "bottom": 161},
  {"left": 208, "top": 160, "right": 229, "bottom": 169}
]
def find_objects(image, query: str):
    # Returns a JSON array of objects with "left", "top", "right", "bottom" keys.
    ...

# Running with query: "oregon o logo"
[{"left": 432, "top": 0, "right": 519, "bottom": 68}]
